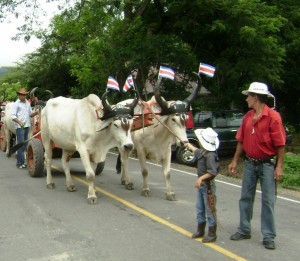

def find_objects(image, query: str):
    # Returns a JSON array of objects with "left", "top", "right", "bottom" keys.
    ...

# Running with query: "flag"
[
  {"left": 158, "top": 66, "right": 175, "bottom": 80},
  {"left": 106, "top": 76, "right": 120, "bottom": 91},
  {"left": 123, "top": 75, "right": 134, "bottom": 92},
  {"left": 199, "top": 63, "right": 216, "bottom": 77}
]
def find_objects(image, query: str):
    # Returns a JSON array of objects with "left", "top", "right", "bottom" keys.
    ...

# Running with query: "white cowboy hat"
[
  {"left": 194, "top": 127, "right": 220, "bottom": 152},
  {"left": 242, "top": 82, "right": 273, "bottom": 98}
]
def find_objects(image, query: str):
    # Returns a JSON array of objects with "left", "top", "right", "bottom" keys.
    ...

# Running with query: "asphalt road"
[{"left": 0, "top": 150, "right": 299, "bottom": 261}]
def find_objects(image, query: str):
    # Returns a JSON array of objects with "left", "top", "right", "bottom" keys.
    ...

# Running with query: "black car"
[{"left": 174, "top": 110, "right": 244, "bottom": 166}]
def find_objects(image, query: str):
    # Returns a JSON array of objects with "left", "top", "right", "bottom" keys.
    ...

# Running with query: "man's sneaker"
[
  {"left": 263, "top": 241, "right": 275, "bottom": 250},
  {"left": 230, "top": 232, "right": 251, "bottom": 241},
  {"left": 18, "top": 164, "right": 26, "bottom": 169}
]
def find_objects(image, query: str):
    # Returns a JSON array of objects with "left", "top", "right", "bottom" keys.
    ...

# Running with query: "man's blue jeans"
[
  {"left": 16, "top": 127, "right": 29, "bottom": 167},
  {"left": 238, "top": 160, "right": 276, "bottom": 241},
  {"left": 196, "top": 182, "right": 217, "bottom": 227}
]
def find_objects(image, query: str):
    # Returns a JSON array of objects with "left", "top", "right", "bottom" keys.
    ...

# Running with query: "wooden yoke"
[{"left": 131, "top": 100, "right": 161, "bottom": 131}]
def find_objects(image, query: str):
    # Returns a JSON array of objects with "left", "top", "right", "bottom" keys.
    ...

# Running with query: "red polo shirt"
[{"left": 236, "top": 105, "right": 286, "bottom": 159}]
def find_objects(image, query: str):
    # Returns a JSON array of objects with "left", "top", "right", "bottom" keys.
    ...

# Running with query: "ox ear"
[{"left": 96, "top": 119, "right": 111, "bottom": 132}]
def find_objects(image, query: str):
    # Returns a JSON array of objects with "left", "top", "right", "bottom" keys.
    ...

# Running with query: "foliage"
[
  {"left": 0, "top": 82, "right": 23, "bottom": 101},
  {"left": 281, "top": 153, "right": 300, "bottom": 188},
  {"left": 1, "top": 0, "right": 300, "bottom": 127}
]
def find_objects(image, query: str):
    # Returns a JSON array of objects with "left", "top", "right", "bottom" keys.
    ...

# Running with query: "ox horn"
[
  {"left": 45, "top": 90, "right": 54, "bottom": 99},
  {"left": 128, "top": 90, "right": 139, "bottom": 115},
  {"left": 30, "top": 87, "right": 39, "bottom": 100},
  {"left": 101, "top": 91, "right": 113, "bottom": 116},
  {"left": 154, "top": 77, "right": 169, "bottom": 114},
  {"left": 183, "top": 72, "right": 201, "bottom": 109}
]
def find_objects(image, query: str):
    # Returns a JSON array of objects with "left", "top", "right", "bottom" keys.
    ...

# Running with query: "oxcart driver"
[{"left": 11, "top": 88, "right": 38, "bottom": 169}]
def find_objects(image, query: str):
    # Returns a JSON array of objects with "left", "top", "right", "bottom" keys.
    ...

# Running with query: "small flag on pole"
[
  {"left": 107, "top": 76, "right": 120, "bottom": 91},
  {"left": 158, "top": 66, "right": 175, "bottom": 80},
  {"left": 199, "top": 63, "right": 215, "bottom": 78},
  {"left": 123, "top": 75, "right": 134, "bottom": 92}
]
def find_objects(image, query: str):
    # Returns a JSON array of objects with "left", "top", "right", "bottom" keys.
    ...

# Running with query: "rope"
[{"left": 140, "top": 100, "right": 187, "bottom": 144}]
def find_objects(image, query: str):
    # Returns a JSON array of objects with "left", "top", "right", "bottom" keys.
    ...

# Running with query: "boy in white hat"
[{"left": 185, "top": 127, "right": 220, "bottom": 243}]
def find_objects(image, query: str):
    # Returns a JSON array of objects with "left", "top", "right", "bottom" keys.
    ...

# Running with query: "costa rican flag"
[
  {"left": 123, "top": 75, "right": 134, "bottom": 92},
  {"left": 199, "top": 63, "right": 216, "bottom": 77},
  {"left": 107, "top": 76, "right": 120, "bottom": 91},
  {"left": 158, "top": 66, "right": 175, "bottom": 80}
]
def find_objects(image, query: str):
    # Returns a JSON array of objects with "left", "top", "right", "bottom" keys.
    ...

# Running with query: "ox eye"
[{"left": 113, "top": 123, "right": 119, "bottom": 128}]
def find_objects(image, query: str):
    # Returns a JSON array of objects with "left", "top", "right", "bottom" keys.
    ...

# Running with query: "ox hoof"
[
  {"left": 67, "top": 185, "right": 77, "bottom": 192},
  {"left": 121, "top": 180, "right": 126, "bottom": 185},
  {"left": 87, "top": 197, "right": 98, "bottom": 204},
  {"left": 141, "top": 189, "right": 151, "bottom": 197},
  {"left": 166, "top": 193, "right": 177, "bottom": 201},
  {"left": 125, "top": 183, "right": 134, "bottom": 190},
  {"left": 47, "top": 183, "right": 56, "bottom": 189}
]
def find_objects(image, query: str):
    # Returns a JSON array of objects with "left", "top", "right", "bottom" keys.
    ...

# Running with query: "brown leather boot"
[
  {"left": 191, "top": 222, "right": 206, "bottom": 238},
  {"left": 202, "top": 225, "right": 217, "bottom": 243}
]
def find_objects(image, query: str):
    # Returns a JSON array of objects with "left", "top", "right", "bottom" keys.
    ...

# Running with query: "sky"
[
  {"left": 0, "top": 2, "right": 62, "bottom": 67},
  {"left": 0, "top": 22, "right": 42, "bottom": 67}
]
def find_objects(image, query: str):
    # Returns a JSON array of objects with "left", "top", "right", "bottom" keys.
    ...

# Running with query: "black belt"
[{"left": 245, "top": 155, "right": 275, "bottom": 165}]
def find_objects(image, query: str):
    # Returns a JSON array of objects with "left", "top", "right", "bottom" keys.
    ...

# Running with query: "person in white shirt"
[{"left": 11, "top": 88, "right": 38, "bottom": 169}]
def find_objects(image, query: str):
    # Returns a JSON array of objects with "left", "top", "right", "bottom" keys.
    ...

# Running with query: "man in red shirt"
[{"left": 228, "top": 82, "right": 286, "bottom": 250}]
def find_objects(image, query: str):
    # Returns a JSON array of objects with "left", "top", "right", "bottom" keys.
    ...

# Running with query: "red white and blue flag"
[
  {"left": 107, "top": 76, "right": 120, "bottom": 91},
  {"left": 158, "top": 66, "right": 175, "bottom": 80},
  {"left": 199, "top": 63, "right": 215, "bottom": 78},
  {"left": 123, "top": 75, "right": 134, "bottom": 92}
]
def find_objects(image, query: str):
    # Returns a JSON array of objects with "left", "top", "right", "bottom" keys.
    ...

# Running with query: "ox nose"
[{"left": 123, "top": 144, "right": 134, "bottom": 151}]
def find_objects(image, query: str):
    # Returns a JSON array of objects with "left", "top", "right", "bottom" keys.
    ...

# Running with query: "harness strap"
[{"left": 141, "top": 101, "right": 187, "bottom": 143}]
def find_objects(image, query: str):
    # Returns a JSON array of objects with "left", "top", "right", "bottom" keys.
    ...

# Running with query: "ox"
[
  {"left": 41, "top": 92, "right": 138, "bottom": 204},
  {"left": 118, "top": 75, "right": 200, "bottom": 200},
  {"left": 2, "top": 102, "right": 17, "bottom": 155}
]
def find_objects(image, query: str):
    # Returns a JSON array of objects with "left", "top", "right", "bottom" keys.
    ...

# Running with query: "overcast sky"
[
  {"left": 0, "top": 22, "right": 42, "bottom": 67},
  {"left": 0, "top": 1, "right": 63, "bottom": 67}
]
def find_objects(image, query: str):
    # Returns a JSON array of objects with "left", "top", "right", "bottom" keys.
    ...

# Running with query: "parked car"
[
  {"left": 174, "top": 109, "right": 292, "bottom": 166},
  {"left": 173, "top": 110, "right": 243, "bottom": 166}
]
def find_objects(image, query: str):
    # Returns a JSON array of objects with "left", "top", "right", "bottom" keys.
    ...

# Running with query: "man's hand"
[{"left": 228, "top": 161, "right": 237, "bottom": 175}]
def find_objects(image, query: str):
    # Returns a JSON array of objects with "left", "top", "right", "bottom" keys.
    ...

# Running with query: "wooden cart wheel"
[
  {"left": 0, "top": 125, "right": 7, "bottom": 152},
  {"left": 27, "top": 139, "right": 44, "bottom": 177},
  {"left": 95, "top": 162, "right": 105, "bottom": 175}
]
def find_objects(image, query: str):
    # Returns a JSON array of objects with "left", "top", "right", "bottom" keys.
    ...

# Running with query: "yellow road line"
[{"left": 52, "top": 166, "right": 247, "bottom": 261}]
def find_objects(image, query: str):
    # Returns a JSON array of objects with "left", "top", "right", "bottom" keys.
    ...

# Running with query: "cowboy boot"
[
  {"left": 191, "top": 222, "right": 206, "bottom": 238},
  {"left": 202, "top": 225, "right": 217, "bottom": 243}
]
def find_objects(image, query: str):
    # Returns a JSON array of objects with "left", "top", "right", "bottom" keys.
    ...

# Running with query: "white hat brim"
[
  {"left": 242, "top": 90, "right": 274, "bottom": 98},
  {"left": 194, "top": 129, "right": 220, "bottom": 151}
]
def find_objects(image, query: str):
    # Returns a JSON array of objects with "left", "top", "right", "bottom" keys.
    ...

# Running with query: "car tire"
[{"left": 175, "top": 143, "right": 199, "bottom": 166}]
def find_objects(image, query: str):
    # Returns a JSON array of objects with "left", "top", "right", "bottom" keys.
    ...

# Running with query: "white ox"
[
  {"left": 41, "top": 92, "right": 138, "bottom": 204},
  {"left": 2, "top": 102, "right": 17, "bottom": 155},
  {"left": 118, "top": 76, "right": 200, "bottom": 200}
]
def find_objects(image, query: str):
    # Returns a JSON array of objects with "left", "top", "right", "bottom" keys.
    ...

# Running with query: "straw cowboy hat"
[
  {"left": 194, "top": 127, "right": 220, "bottom": 152},
  {"left": 242, "top": 82, "right": 274, "bottom": 98},
  {"left": 16, "top": 88, "right": 29, "bottom": 95}
]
